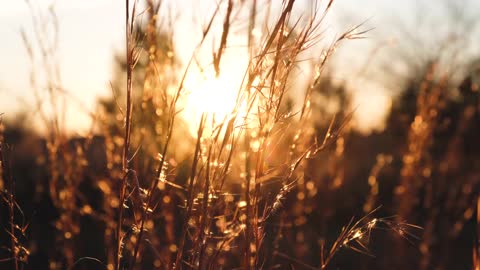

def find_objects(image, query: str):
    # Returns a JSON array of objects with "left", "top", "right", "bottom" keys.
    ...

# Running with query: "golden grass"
[{"left": 3, "top": 0, "right": 479, "bottom": 270}]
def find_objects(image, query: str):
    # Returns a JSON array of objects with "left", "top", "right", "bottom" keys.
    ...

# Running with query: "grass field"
[{"left": 1, "top": 0, "right": 479, "bottom": 269}]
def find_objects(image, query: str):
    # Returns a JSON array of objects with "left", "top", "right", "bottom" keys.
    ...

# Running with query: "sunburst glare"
[{"left": 182, "top": 49, "right": 249, "bottom": 133}]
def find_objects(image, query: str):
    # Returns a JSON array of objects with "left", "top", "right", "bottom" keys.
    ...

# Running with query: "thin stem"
[
  {"left": 116, "top": 1, "right": 133, "bottom": 269},
  {"left": 174, "top": 113, "right": 206, "bottom": 269},
  {"left": 0, "top": 129, "right": 18, "bottom": 270},
  {"left": 244, "top": 132, "right": 252, "bottom": 270}
]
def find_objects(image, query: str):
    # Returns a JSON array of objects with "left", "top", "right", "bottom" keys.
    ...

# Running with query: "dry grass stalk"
[
  {"left": 116, "top": 1, "right": 139, "bottom": 269},
  {"left": 0, "top": 120, "right": 19, "bottom": 270},
  {"left": 364, "top": 154, "right": 393, "bottom": 213}
]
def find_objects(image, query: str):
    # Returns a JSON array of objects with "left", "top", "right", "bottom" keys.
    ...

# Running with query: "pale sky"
[{"left": 1, "top": 0, "right": 476, "bottom": 134}]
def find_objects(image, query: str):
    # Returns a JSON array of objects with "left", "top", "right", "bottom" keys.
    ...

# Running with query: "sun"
[
  {"left": 182, "top": 51, "right": 249, "bottom": 134},
  {"left": 187, "top": 71, "right": 239, "bottom": 119}
]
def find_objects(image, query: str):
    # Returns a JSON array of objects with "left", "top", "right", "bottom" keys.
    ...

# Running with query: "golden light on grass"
[{"left": 9, "top": 0, "right": 473, "bottom": 269}]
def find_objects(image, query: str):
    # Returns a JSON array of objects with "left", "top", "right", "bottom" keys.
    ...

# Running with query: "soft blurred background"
[{"left": 0, "top": 0, "right": 479, "bottom": 269}]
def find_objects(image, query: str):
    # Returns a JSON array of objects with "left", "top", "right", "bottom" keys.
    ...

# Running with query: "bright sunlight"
[{"left": 182, "top": 48, "right": 249, "bottom": 133}]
